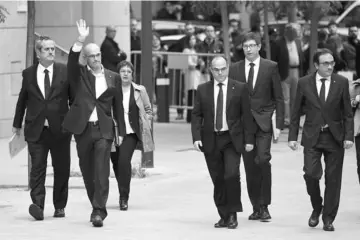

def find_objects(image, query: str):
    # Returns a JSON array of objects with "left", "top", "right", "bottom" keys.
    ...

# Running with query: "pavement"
[{"left": 0, "top": 123, "right": 360, "bottom": 240}]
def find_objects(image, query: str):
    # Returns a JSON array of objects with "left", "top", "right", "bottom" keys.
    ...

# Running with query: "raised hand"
[{"left": 76, "top": 19, "right": 89, "bottom": 40}]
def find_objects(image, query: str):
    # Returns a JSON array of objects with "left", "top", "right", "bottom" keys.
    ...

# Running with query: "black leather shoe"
[
  {"left": 214, "top": 218, "right": 228, "bottom": 228},
  {"left": 248, "top": 211, "right": 261, "bottom": 220},
  {"left": 227, "top": 213, "right": 238, "bottom": 229},
  {"left": 308, "top": 209, "right": 322, "bottom": 227},
  {"left": 54, "top": 209, "right": 65, "bottom": 218},
  {"left": 29, "top": 204, "right": 44, "bottom": 221},
  {"left": 323, "top": 221, "right": 335, "bottom": 232},
  {"left": 120, "top": 199, "right": 128, "bottom": 211},
  {"left": 260, "top": 206, "right": 271, "bottom": 222},
  {"left": 92, "top": 215, "right": 103, "bottom": 227}
]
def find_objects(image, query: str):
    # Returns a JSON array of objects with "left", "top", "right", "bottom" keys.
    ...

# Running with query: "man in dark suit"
[
  {"left": 192, "top": 56, "right": 255, "bottom": 229},
  {"left": 62, "top": 19, "right": 125, "bottom": 227},
  {"left": 288, "top": 48, "right": 354, "bottom": 232},
  {"left": 13, "top": 36, "right": 73, "bottom": 221},
  {"left": 271, "top": 24, "right": 304, "bottom": 126},
  {"left": 229, "top": 32, "right": 284, "bottom": 222},
  {"left": 100, "top": 26, "right": 127, "bottom": 72}
]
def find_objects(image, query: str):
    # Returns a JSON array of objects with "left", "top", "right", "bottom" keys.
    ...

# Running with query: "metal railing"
[{"left": 131, "top": 51, "right": 223, "bottom": 115}]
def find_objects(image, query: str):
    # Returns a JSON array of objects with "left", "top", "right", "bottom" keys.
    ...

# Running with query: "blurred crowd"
[{"left": 100, "top": 3, "right": 360, "bottom": 124}]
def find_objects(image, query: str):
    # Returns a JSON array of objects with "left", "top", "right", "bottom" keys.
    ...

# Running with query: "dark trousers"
[
  {"left": 355, "top": 135, "right": 360, "bottom": 184},
  {"left": 186, "top": 89, "right": 196, "bottom": 123},
  {"left": 303, "top": 131, "right": 344, "bottom": 223},
  {"left": 27, "top": 127, "right": 71, "bottom": 210},
  {"left": 74, "top": 123, "right": 112, "bottom": 220},
  {"left": 242, "top": 125, "right": 272, "bottom": 211},
  {"left": 110, "top": 134, "right": 138, "bottom": 200},
  {"left": 204, "top": 132, "right": 242, "bottom": 219}
]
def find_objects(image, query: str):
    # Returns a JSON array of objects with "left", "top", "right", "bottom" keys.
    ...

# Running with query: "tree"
[{"left": 0, "top": 5, "right": 9, "bottom": 23}]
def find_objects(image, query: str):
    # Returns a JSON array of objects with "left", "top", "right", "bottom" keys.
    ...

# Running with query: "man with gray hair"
[
  {"left": 13, "top": 36, "right": 73, "bottom": 221},
  {"left": 62, "top": 19, "right": 126, "bottom": 227}
]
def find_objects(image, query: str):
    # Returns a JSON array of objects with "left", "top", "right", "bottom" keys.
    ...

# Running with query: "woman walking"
[{"left": 110, "top": 61, "right": 155, "bottom": 210}]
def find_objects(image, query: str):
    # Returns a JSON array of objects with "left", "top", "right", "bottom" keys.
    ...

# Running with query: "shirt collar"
[
  {"left": 316, "top": 72, "right": 330, "bottom": 82},
  {"left": 245, "top": 56, "right": 260, "bottom": 67},
  {"left": 87, "top": 65, "right": 105, "bottom": 76},
  {"left": 38, "top": 63, "right": 54, "bottom": 74},
  {"left": 214, "top": 77, "right": 228, "bottom": 87}
]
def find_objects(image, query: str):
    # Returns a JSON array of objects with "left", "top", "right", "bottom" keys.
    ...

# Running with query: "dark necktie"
[
  {"left": 248, "top": 62, "right": 255, "bottom": 92},
  {"left": 215, "top": 83, "right": 223, "bottom": 131},
  {"left": 44, "top": 69, "right": 51, "bottom": 99},
  {"left": 319, "top": 78, "right": 327, "bottom": 105}
]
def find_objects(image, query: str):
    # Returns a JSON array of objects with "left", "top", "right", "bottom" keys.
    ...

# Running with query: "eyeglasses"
[
  {"left": 319, "top": 61, "right": 335, "bottom": 67},
  {"left": 120, "top": 69, "right": 133, "bottom": 74},
  {"left": 242, "top": 44, "right": 258, "bottom": 50},
  {"left": 87, "top": 53, "right": 101, "bottom": 59},
  {"left": 212, "top": 67, "right": 227, "bottom": 73}
]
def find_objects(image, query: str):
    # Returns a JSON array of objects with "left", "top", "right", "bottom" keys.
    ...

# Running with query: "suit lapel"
[
  {"left": 48, "top": 63, "right": 59, "bottom": 99},
  {"left": 238, "top": 61, "right": 246, "bottom": 84},
  {"left": 84, "top": 68, "right": 96, "bottom": 97},
  {"left": 325, "top": 75, "right": 337, "bottom": 104},
  {"left": 309, "top": 73, "right": 321, "bottom": 108},
  {"left": 253, "top": 58, "right": 265, "bottom": 94},
  {"left": 32, "top": 64, "right": 45, "bottom": 100},
  {"left": 207, "top": 81, "right": 215, "bottom": 117},
  {"left": 226, "top": 80, "right": 234, "bottom": 112}
]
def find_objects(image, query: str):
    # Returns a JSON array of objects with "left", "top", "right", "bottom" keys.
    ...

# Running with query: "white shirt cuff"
[{"left": 72, "top": 44, "right": 82, "bottom": 52}]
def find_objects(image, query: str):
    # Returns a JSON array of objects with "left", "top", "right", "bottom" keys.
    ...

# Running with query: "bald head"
[
  {"left": 106, "top": 25, "right": 117, "bottom": 39},
  {"left": 84, "top": 43, "right": 102, "bottom": 73},
  {"left": 84, "top": 43, "right": 100, "bottom": 56}
]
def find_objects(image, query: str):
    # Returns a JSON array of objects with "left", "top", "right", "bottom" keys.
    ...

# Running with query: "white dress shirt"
[
  {"left": 214, "top": 78, "right": 229, "bottom": 131},
  {"left": 315, "top": 73, "right": 331, "bottom": 101},
  {"left": 245, "top": 57, "right": 260, "bottom": 88},
  {"left": 37, "top": 63, "right": 54, "bottom": 126},
  {"left": 72, "top": 43, "right": 108, "bottom": 122},
  {"left": 123, "top": 87, "right": 135, "bottom": 134},
  {"left": 88, "top": 66, "right": 108, "bottom": 122}
]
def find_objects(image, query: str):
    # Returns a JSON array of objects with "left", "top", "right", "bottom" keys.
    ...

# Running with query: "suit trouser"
[
  {"left": 74, "top": 123, "right": 112, "bottom": 220},
  {"left": 355, "top": 135, "right": 360, "bottom": 184},
  {"left": 27, "top": 127, "right": 71, "bottom": 210},
  {"left": 204, "top": 132, "right": 242, "bottom": 219},
  {"left": 281, "top": 67, "right": 299, "bottom": 125},
  {"left": 242, "top": 126, "right": 272, "bottom": 211},
  {"left": 303, "top": 131, "right": 344, "bottom": 223},
  {"left": 110, "top": 133, "right": 138, "bottom": 200}
]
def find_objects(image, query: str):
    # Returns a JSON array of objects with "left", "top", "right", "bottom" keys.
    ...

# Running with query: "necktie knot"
[
  {"left": 320, "top": 78, "right": 327, "bottom": 83},
  {"left": 249, "top": 63, "right": 255, "bottom": 67},
  {"left": 218, "top": 82, "right": 223, "bottom": 88},
  {"left": 44, "top": 69, "right": 49, "bottom": 74}
]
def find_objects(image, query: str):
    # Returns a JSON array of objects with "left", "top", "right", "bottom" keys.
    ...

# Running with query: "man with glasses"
[
  {"left": 229, "top": 32, "right": 284, "bottom": 223},
  {"left": 288, "top": 48, "right": 354, "bottom": 232},
  {"left": 13, "top": 35, "right": 73, "bottom": 221},
  {"left": 192, "top": 56, "right": 255, "bottom": 229},
  {"left": 62, "top": 19, "right": 125, "bottom": 227}
]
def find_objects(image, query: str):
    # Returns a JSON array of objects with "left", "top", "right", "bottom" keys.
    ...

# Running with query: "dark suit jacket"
[
  {"left": 100, "top": 37, "right": 127, "bottom": 72},
  {"left": 62, "top": 48, "right": 125, "bottom": 140},
  {"left": 271, "top": 37, "right": 304, "bottom": 80},
  {"left": 191, "top": 78, "right": 256, "bottom": 154},
  {"left": 229, "top": 58, "right": 284, "bottom": 131},
  {"left": 288, "top": 73, "right": 354, "bottom": 148},
  {"left": 13, "top": 63, "right": 73, "bottom": 142}
]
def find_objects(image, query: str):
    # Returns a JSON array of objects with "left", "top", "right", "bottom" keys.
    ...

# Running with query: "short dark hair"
[
  {"left": 116, "top": 60, "right": 135, "bottom": 79},
  {"left": 241, "top": 32, "right": 261, "bottom": 45},
  {"left": 313, "top": 48, "right": 334, "bottom": 64}
]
